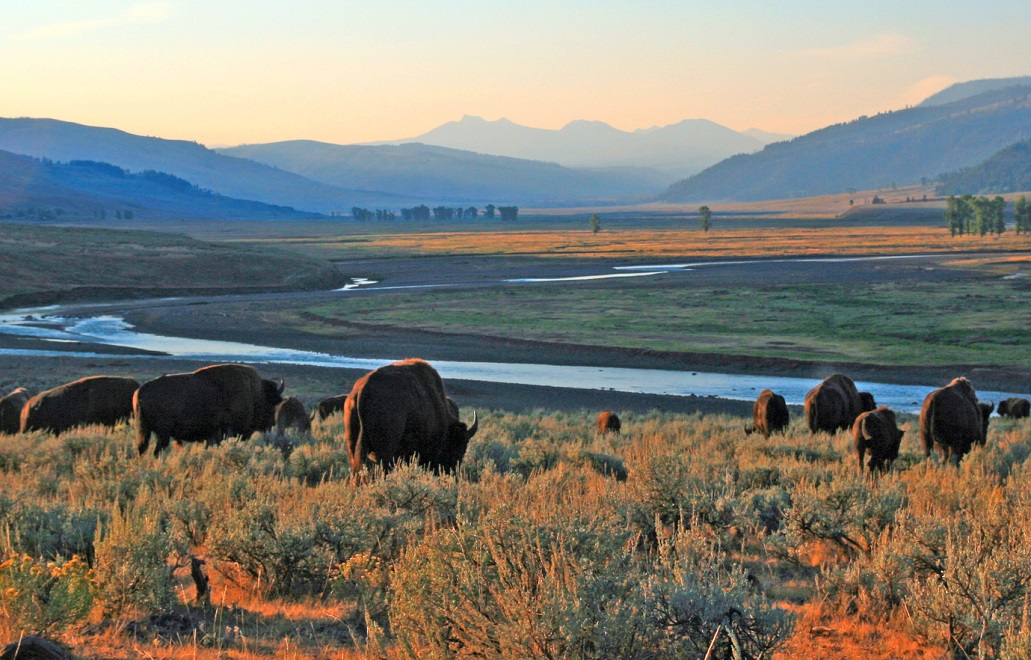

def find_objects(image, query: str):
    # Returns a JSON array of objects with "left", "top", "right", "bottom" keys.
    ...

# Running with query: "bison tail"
[{"left": 919, "top": 401, "right": 934, "bottom": 458}]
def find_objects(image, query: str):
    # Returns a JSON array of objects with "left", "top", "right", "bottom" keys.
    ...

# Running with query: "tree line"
[
  {"left": 350, "top": 204, "right": 519, "bottom": 222},
  {"left": 943, "top": 194, "right": 1031, "bottom": 236}
]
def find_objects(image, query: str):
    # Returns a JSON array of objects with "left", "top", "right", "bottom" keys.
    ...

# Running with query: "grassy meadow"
[{"left": 3, "top": 409, "right": 1031, "bottom": 658}]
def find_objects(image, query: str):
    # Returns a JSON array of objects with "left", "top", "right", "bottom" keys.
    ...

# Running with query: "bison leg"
[{"left": 155, "top": 433, "right": 171, "bottom": 457}]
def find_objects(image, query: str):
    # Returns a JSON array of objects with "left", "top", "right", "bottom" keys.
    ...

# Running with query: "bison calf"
[
  {"left": 853, "top": 406, "right": 904, "bottom": 473},
  {"left": 596, "top": 410, "right": 621, "bottom": 434},
  {"left": 275, "top": 396, "right": 311, "bottom": 435},
  {"left": 744, "top": 389, "right": 789, "bottom": 437}
]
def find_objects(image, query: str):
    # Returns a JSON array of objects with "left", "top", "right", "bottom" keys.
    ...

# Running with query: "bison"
[
  {"left": 853, "top": 406, "right": 904, "bottom": 473},
  {"left": 744, "top": 389, "right": 789, "bottom": 437},
  {"left": 596, "top": 410, "right": 622, "bottom": 434},
  {"left": 346, "top": 359, "right": 477, "bottom": 476},
  {"left": 0, "top": 387, "right": 31, "bottom": 434},
  {"left": 134, "top": 364, "right": 283, "bottom": 456},
  {"left": 804, "top": 374, "right": 864, "bottom": 434},
  {"left": 920, "top": 377, "right": 989, "bottom": 465},
  {"left": 275, "top": 396, "right": 311, "bottom": 435},
  {"left": 998, "top": 397, "right": 1030, "bottom": 419},
  {"left": 315, "top": 394, "right": 348, "bottom": 421},
  {"left": 20, "top": 376, "right": 139, "bottom": 434},
  {"left": 859, "top": 391, "right": 877, "bottom": 413}
]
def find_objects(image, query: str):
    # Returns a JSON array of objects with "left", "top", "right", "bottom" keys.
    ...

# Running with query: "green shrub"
[{"left": 0, "top": 552, "right": 96, "bottom": 637}]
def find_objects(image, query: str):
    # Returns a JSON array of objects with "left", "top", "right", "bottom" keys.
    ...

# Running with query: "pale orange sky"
[{"left": 2, "top": 2, "right": 1029, "bottom": 146}]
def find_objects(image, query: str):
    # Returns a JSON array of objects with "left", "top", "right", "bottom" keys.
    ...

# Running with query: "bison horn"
[
  {"left": 277, "top": 378, "right": 285, "bottom": 395},
  {"left": 466, "top": 410, "right": 478, "bottom": 440}
]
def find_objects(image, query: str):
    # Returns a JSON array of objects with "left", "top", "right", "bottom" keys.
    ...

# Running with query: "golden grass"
[{"left": 310, "top": 224, "right": 1030, "bottom": 260}]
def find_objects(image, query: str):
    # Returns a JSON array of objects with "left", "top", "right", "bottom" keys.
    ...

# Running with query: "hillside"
[
  {"left": 375, "top": 115, "right": 769, "bottom": 178},
  {"left": 0, "top": 150, "right": 318, "bottom": 220},
  {"left": 218, "top": 141, "right": 667, "bottom": 205},
  {"left": 0, "top": 222, "right": 345, "bottom": 308},
  {"left": 659, "top": 84, "right": 1031, "bottom": 203},
  {"left": 0, "top": 118, "right": 410, "bottom": 213},
  {"left": 935, "top": 140, "right": 1031, "bottom": 195},
  {"left": 919, "top": 76, "right": 1031, "bottom": 107}
]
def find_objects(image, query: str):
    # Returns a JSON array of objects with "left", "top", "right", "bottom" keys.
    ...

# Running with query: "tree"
[
  {"left": 484, "top": 204, "right": 496, "bottom": 220},
  {"left": 945, "top": 196, "right": 960, "bottom": 237},
  {"left": 992, "top": 196, "right": 1007, "bottom": 235},
  {"left": 498, "top": 206, "right": 519, "bottom": 222},
  {"left": 698, "top": 205, "right": 712, "bottom": 233},
  {"left": 589, "top": 214, "right": 601, "bottom": 234},
  {"left": 1016, "top": 196, "right": 1031, "bottom": 235}
]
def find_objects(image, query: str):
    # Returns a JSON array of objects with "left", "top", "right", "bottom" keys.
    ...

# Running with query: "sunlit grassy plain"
[{"left": 1, "top": 203, "right": 1031, "bottom": 657}]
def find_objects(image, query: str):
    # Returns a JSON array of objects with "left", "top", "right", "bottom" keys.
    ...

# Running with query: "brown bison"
[
  {"left": 804, "top": 374, "right": 863, "bottom": 434},
  {"left": 744, "top": 389, "right": 789, "bottom": 437},
  {"left": 920, "top": 377, "right": 989, "bottom": 465},
  {"left": 346, "top": 359, "right": 477, "bottom": 476},
  {"left": 315, "top": 394, "right": 348, "bottom": 421},
  {"left": 853, "top": 406, "right": 904, "bottom": 473},
  {"left": 596, "top": 410, "right": 622, "bottom": 434},
  {"left": 975, "top": 401, "right": 994, "bottom": 446},
  {"left": 0, "top": 387, "right": 31, "bottom": 434},
  {"left": 134, "top": 364, "right": 284, "bottom": 456},
  {"left": 998, "top": 397, "right": 1030, "bottom": 419},
  {"left": 21, "top": 376, "right": 140, "bottom": 434},
  {"left": 275, "top": 396, "right": 311, "bottom": 435}
]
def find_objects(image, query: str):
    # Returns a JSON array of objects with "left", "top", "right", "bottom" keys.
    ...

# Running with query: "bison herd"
[{"left": 0, "top": 363, "right": 1027, "bottom": 478}]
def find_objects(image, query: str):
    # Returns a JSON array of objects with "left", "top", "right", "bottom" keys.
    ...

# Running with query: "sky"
[{"left": 2, "top": 1, "right": 1030, "bottom": 147}]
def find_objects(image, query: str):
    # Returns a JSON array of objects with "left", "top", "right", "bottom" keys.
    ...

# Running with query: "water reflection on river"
[{"left": 0, "top": 312, "right": 1025, "bottom": 414}]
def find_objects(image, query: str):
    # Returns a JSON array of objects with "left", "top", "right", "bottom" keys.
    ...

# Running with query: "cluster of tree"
[
  {"left": 351, "top": 208, "right": 396, "bottom": 222},
  {"left": 944, "top": 194, "right": 1007, "bottom": 236},
  {"left": 354, "top": 204, "right": 519, "bottom": 222}
]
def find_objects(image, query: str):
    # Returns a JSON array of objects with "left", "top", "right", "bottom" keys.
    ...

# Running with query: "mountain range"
[
  {"left": 1, "top": 76, "right": 1030, "bottom": 215},
  {"left": 217, "top": 141, "right": 667, "bottom": 205},
  {"left": 374, "top": 115, "right": 780, "bottom": 178},
  {"left": 0, "top": 149, "right": 317, "bottom": 220},
  {"left": 660, "top": 80, "right": 1031, "bottom": 203}
]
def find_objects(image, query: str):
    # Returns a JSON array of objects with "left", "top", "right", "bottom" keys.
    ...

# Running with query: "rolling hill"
[
  {"left": 935, "top": 139, "right": 1031, "bottom": 195},
  {"left": 0, "top": 118, "right": 410, "bottom": 213},
  {"left": 659, "top": 83, "right": 1031, "bottom": 203},
  {"left": 374, "top": 115, "right": 773, "bottom": 178},
  {"left": 0, "top": 149, "right": 319, "bottom": 220},
  {"left": 217, "top": 141, "right": 668, "bottom": 205}
]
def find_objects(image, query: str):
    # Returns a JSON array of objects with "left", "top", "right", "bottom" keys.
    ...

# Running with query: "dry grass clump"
[{"left": 0, "top": 409, "right": 1028, "bottom": 657}]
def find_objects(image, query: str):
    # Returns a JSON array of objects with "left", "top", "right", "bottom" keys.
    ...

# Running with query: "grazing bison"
[
  {"left": 134, "top": 364, "right": 284, "bottom": 456},
  {"left": 134, "top": 374, "right": 224, "bottom": 455},
  {"left": 920, "top": 377, "right": 989, "bottom": 465},
  {"left": 853, "top": 406, "right": 904, "bottom": 473},
  {"left": 275, "top": 396, "right": 311, "bottom": 435},
  {"left": 20, "top": 376, "right": 139, "bottom": 434},
  {"left": 0, "top": 387, "right": 31, "bottom": 434},
  {"left": 744, "top": 389, "right": 789, "bottom": 437},
  {"left": 315, "top": 394, "right": 348, "bottom": 421},
  {"left": 975, "top": 401, "right": 994, "bottom": 446},
  {"left": 346, "top": 359, "right": 477, "bottom": 476},
  {"left": 998, "top": 397, "right": 1030, "bottom": 419},
  {"left": 804, "top": 374, "right": 864, "bottom": 434},
  {"left": 859, "top": 391, "right": 877, "bottom": 413},
  {"left": 596, "top": 410, "right": 622, "bottom": 434}
]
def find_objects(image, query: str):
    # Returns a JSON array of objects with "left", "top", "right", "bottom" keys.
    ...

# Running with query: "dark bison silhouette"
[
  {"left": 744, "top": 389, "right": 789, "bottom": 437},
  {"left": 20, "top": 376, "right": 140, "bottom": 434},
  {"left": 858, "top": 391, "right": 877, "bottom": 413},
  {"left": 0, "top": 387, "right": 31, "bottom": 434},
  {"left": 998, "top": 397, "right": 1030, "bottom": 419},
  {"left": 804, "top": 374, "right": 864, "bottom": 434},
  {"left": 134, "top": 364, "right": 284, "bottom": 456},
  {"left": 275, "top": 396, "right": 311, "bottom": 435},
  {"left": 315, "top": 394, "right": 348, "bottom": 421},
  {"left": 346, "top": 359, "right": 477, "bottom": 476},
  {"left": 920, "top": 377, "right": 990, "bottom": 465},
  {"left": 853, "top": 406, "right": 904, "bottom": 473},
  {"left": 596, "top": 410, "right": 622, "bottom": 434}
]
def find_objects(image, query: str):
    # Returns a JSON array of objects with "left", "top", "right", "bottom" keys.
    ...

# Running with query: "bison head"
[
  {"left": 978, "top": 400, "right": 994, "bottom": 444},
  {"left": 259, "top": 378, "right": 286, "bottom": 430},
  {"left": 440, "top": 411, "right": 478, "bottom": 471}
]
